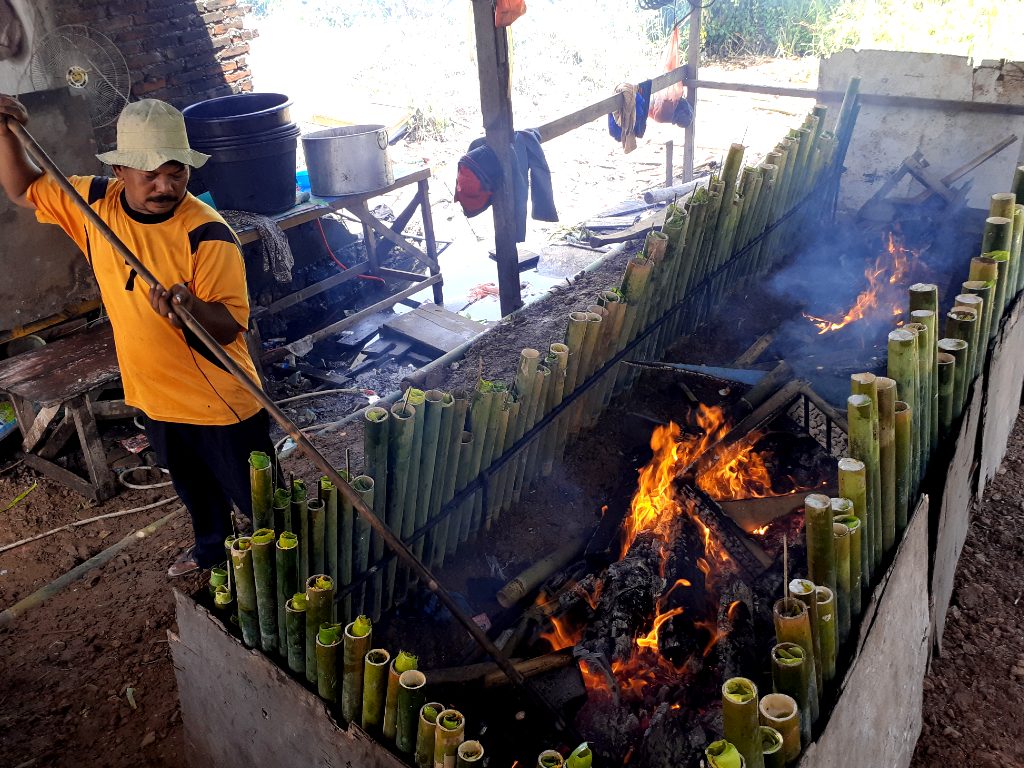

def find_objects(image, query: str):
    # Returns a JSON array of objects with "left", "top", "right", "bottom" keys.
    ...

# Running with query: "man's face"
[{"left": 114, "top": 161, "right": 190, "bottom": 215}]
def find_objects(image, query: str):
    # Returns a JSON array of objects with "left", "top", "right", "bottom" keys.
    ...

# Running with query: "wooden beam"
[
  {"left": 253, "top": 262, "right": 372, "bottom": 318},
  {"left": 471, "top": 0, "right": 522, "bottom": 317},
  {"left": 349, "top": 204, "right": 439, "bottom": 271}
]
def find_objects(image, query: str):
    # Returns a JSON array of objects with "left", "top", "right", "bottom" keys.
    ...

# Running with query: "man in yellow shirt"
[{"left": 0, "top": 95, "right": 274, "bottom": 577}]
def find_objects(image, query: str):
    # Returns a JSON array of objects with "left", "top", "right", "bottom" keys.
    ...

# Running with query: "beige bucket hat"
[{"left": 96, "top": 99, "right": 210, "bottom": 171}]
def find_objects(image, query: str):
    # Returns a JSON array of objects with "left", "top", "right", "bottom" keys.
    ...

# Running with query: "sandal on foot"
[{"left": 168, "top": 547, "right": 199, "bottom": 578}]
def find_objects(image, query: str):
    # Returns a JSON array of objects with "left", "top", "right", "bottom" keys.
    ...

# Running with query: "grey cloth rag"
[{"left": 221, "top": 210, "right": 294, "bottom": 284}]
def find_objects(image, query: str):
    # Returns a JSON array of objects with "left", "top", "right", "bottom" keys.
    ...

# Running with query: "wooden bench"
[{"left": 0, "top": 321, "right": 136, "bottom": 501}]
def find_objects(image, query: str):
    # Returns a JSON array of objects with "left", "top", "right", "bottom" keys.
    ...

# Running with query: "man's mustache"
[{"left": 147, "top": 196, "right": 177, "bottom": 203}]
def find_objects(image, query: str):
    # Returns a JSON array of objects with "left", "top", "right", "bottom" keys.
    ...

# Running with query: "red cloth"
[
  {"left": 495, "top": 0, "right": 526, "bottom": 26},
  {"left": 454, "top": 162, "right": 493, "bottom": 218}
]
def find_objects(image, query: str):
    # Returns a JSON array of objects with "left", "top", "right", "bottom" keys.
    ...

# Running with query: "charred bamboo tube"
[
  {"left": 936, "top": 352, "right": 955, "bottom": 439},
  {"left": 760, "top": 726, "right": 785, "bottom": 768},
  {"left": 833, "top": 509, "right": 862, "bottom": 620},
  {"left": 538, "top": 750, "right": 565, "bottom": 768},
  {"left": 874, "top": 376, "right": 897, "bottom": 552},
  {"left": 416, "top": 702, "right": 444, "bottom": 768},
  {"left": 292, "top": 479, "right": 309, "bottom": 583},
  {"left": 759, "top": 693, "right": 801, "bottom": 762},
  {"left": 952, "top": 295, "right": 985, "bottom": 378},
  {"left": 285, "top": 593, "right": 306, "bottom": 674},
  {"left": 276, "top": 536, "right": 299, "bottom": 655},
  {"left": 815, "top": 586, "right": 838, "bottom": 684},
  {"left": 803, "top": 493, "right": 836, "bottom": 595},
  {"left": 316, "top": 622, "right": 342, "bottom": 703},
  {"left": 272, "top": 488, "right": 290, "bottom": 536},
  {"left": 887, "top": 329, "right": 920, "bottom": 491},
  {"left": 457, "top": 740, "right": 485, "bottom": 767},
  {"left": 723, "top": 677, "right": 764, "bottom": 768},
  {"left": 496, "top": 534, "right": 588, "bottom": 608},
  {"left": 321, "top": 477, "right": 339, "bottom": 609},
  {"left": 968, "top": 256, "right": 1001, "bottom": 341},
  {"left": 305, "top": 575, "right": 334, "bottom": 684},
  {"left": 341, "top": 615, "right": 372, "bottom": 724},
  {"left": 397, "top": 670, "right": 427, "bottom": 754},
  {"left": 361, "top": 648, "right": 391, "bottom": 734},
  {"left": 837, "top": 457, "right": 869, "bottom": 595},
  {"left": 541, "top": 343, "right": 570, "bottom": 476},
  {"left": 894, "top": 401, "right": 913, "bottom": 532},
  {"left": 849, "top": 374, "right": 882, "bottom": 565},
  {"left": 384, "top": 650, "right": 419, "bottom": 741},
  {"left": 415, "top": 390, "right": 445, "bottom": 565},
  {"left": 937, "top": 338, "right": 969, "bottom": 421},
  {"left": 350, "top": 476, "right": 374, "bottom": 619},
  {"left": 789, "top": 578, "right": 822, "bottom": 696},
  {"left": 961, "top": 281, "right": 994, "bottom": 363},
  {"left": 706, "top": 741, "right": 746, "bottom": 768},
  {"left": 772, "top": 600, "right": 818, "bottom": 728},
  {"left": 384, "top": 399, "right": 415, "bottom": 611},
  {"left": 399, "top": 389, "right": 426, "bottom": 600},
  {"left": 434, "top": 709, "right": 466, "bottom": 768},
  {"left": 848, "top": 395, "right": 881, "bottom": 570},
  {"left": 909, "top": 284, "right": 940, "bottom": 453},
  {"left": 831, "top": 521, "right": 851, "bottom": 644},
  {"left": 433, "top": 392, "right": 469, "bottom": 568},
  {"left": 250, "top": 527, "right": 278, "bottom": 654},
  {"left": 249, "top": 451, "right": 273, "bottom": 531},
  {"left": 363, "top": 405, "right": 390, "bottom": 619},
  {"left": 308, "top": 498, "right": 326, "bottom": 583},
  {"left": 230, "top": 536, "right": 259, "bottom": 648}
]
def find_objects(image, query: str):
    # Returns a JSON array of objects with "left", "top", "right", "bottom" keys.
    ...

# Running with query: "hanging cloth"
[{"left": 610, "top": 83, "right": 638, "bottom": 154}]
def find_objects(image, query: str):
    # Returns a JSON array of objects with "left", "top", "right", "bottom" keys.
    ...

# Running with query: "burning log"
[
  {"left": 423, "top": 651, "right": 575, "bottom": 688},
  {"left": 497, "top": 534, "right": 590, "bottom": 609}
]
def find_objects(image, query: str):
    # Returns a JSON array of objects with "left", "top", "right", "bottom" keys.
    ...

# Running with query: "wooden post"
[
  {"left": 471, "top": 0, "right": 522, "bottom": 317},
  {"left": 418, "top": 179, "right": 444, "bottom": 306},
  {"left": 683, "top": 0, "right": 700, "bottom": 182},
  {"left": 665, "top": 140, "right": 674, "bottom": 187}
]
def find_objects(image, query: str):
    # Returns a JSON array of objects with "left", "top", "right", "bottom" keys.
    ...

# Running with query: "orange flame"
[
  {"left": 752, "top": 524, "right": 770, "bottom": 536},
  {"left": 540, "top": 612, "right": 582, "bottom": 651},
  {"left": 696, "top": 432, "right": 774, "bottom": 501}
]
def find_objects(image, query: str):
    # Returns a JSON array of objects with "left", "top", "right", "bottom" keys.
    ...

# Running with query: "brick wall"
[{"left": 55, "top": 0, "right": 257, "bottom": 112}]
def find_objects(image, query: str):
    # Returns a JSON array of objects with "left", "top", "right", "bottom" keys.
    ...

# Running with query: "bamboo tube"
[
  {"left": 272, "top": 488, "right": 290, "bottom": 536},
  {"left": 321, "top": 477, "right": 339, "bottom": 609},
  {"left": 712, "top": 144, "right": 746, "bottom": 262},
  {"left": 223, "top": 534, "right": 236, "bottom": 594},
  {"left": 426, "top": 392, "right": 455, "bottom": 553},
  {"left": 905, "top": 322, "right": 931, "bottom": 482},
  {"left": 968, "top": 256, "right": 1001, "bottom": 341},
  {"left": 457, "top": 740, "right": 485, "bottom": 767},
  {"left": 350, "top": 475, "right": 374, "bottom": 619},
  {"left": 384, "top": 399, "right": 416, "bottom": 611},
  {"left": 770, "top": 643, "right": 809, "bottom": 747},
  {"left": 501, "top": 349, "right": 541, "bottom": 513},
  {"left": 908, "top": 310, "right": 937, "bottom": 455},
  {"left": 432, "top": 392, "right": 468, "bottom": 568},
  {"left": 434, "top": 709, "right": 466, "bottom": 768},
  {"left": 414, "top": 390, "right": 445, "bottom": 564},
  {"left": 936, "top": 352, "right": 955, "bottom": 440},
  {"left": 803, "top": 493, "right": 835, "bottom": 594},
  {"left": 274, "top": 536, "right": 299, "bottom": 655},
  {"left": 513, "top": 363, "right": 549, "bottom": 507},
  {"left": 416, "top": 702, "right": 444, "bottom": 768},
  {"left": 308, "top": 498, "right": 326, "bottom": 583},
  {"left": 384, "top": 650, "right": 419, "bottom": 741},
  {"left": 759, "top": 693, "right": 801, "bottom": 762},
  {"left": 567, "top": 743, "right": 593, "bottom": 768},
  {"left": 541, "top": 342, "right": 570, "bottom": 476},
  {"left": 361, "top": 648, "right": 391, "bottom": 734},
  {"left": 789, "top": 578, "right": 822, "bottom": 696},
  {"left": 985, "top": 249, "right": 1011, "bottom": 324},
  {"left": 463, "top": 379, "right": 499, "bottom": 546},
  {"left": 760, "top": 726, "right": 786, "bottom": 768},
  {"left": 874, "top": 376, "right": 897, "bottom": 552},
  {"left": 397, "top": 670, "right": 427, "bottom": 754},
  {"left": 847, "top": 395, "right": 880, "bottom": 570},
  {"left": 399, "top": 388, "right": 427, "bottom": 600},
  {"left": 538, "top": 750, "right": 564, "bottom": 768},
  {"left": 497, "top": 534, "right": 588, "bottom": 608},
  {"left": 772, "top": 600, "right": 818, "bottom": 730},
  {"left": 849, "top": 374, "right": 882, "bottom": 565},
  {"left": 723, "top": 676, "right": 764, "bottom": 768},
  {"left": 316, "top": 622, "right": 342, "bottom": 703},
  {"left": 815, "top": 586, "right": 837, "bottom": 684},
  {"left": 523, "top": 365, "right": 552, "bottom": 494},
  {"left": 894, "top": 401, "right": 912, "bottom": 533},
  {"left": 292, "top": 479, "right": 309, "bottom": 583},
  {"left": 991, "top": 194, "right": 1019, "bottom": 291},
  {"left": 213, "top": 584, "right": 233, "bottom": 615},
  {"left": 908, "top": 284, "right": 940, "bottom": 454},
  {"left": 945, "top": 308, "right": 978, "bottom": 391},
  {"left": 831, "top": 521, "right": 851, "bottom": 644},
  {"left": 478, "top": 382, "right": 509, "bottom": 533},
  {"left": 961, "top": 281, "right": 994, "bottom": 363},
  {"left": 363, "top": 405, "right": 390, "bottom": 618},
  {"left": 341, "top": 615, "right": 372, "bottom": 724},
  {"left": 570, "top": 313, "right": 602, "bottom": 437},
  {"left": 706, "top": 741, "right": 746, "bottom": 768},
  {"left": 937, "top": 338, "right": 969, "bottom": 421},
  {"left": 285, "top": 593, "right": 306, "bottom": 674},
  {"left": 486, "top": 396, "right": 513, "bottom": 528},
  {"left": 305, "top": 574, "right": 334, "bottom": 685},
  {"left": 250, "top": 527, "right": 278, "bottom": 654},
  {"left": 1012, "top": 205, "right": 1024, "bottom": 296},
  {"left": 448, "top": 430, "right": 474, "bottom": 561},
  {"left": 952, "top": 295, "right": 984, "bottom": 378},
  {"left": 209, "top": 565, "right": 228, "bottom": 596},
  {"left": 249, "top": 451, "right": 273, "bottom": 531},
  {"left": 833, "top": 509, "right": 862, "bottom": 620},
  {"left": 886, "top": 329, "right": 920, "bottom": 491},
  {"left": 230, "top": 536, "right": 259, "bottom": 648}
]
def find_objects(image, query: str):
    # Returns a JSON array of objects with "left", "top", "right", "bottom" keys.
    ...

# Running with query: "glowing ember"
[{"left": 751, "top": 524, "right": 770, "bottom": 536}]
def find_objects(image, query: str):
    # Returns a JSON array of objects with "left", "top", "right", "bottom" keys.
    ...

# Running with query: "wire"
[
  {"left": 316, "top": 218, "right": 385, "bottom": 284},
  {"left": 274, "top": 387, "right": 375, "bottom": 407},
  {"left": 117, "top": 466, "right": 173, "bottom": 490}
]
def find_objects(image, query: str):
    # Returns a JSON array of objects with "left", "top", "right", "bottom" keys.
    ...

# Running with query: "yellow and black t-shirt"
[{"left": 27, "top": 174, "right": 262, "bottom": 426}]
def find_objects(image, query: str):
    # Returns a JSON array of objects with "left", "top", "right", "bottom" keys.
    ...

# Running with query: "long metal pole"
[{"left": 10, "top": 120, "right": 573, "bottom": 736}]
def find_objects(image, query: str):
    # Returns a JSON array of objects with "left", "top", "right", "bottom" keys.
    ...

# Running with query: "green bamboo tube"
[
  {"left": 209, "top": 565, "right": 228, "bottom": 597},
  {"left": 770, "top": 642, "right": 810, "bottom": 746},
  {"left": 434, "top": 709, "right": 466, "bottom": 768},
  {"left": 984, "top": 214, "right": 1014, "bottom": 253},
  {"left": 991, "top": 194, "right": 1018, "bottom": 291},
  {"left": 803, "top": 493, "right": 836, "bottom": 594},
  {"left": 525, "top": 363, "right": 555, "bottom": 489},
  {"left": 502, "top": 349, "right": 541, "bottom": 512},
  {"left": 415, "top": 390, "right": 446, "bottom": 564},
  {"left": 908, "top": 310, "right": 937, "bottom": 455},
  {"left": 1012, "top": 205, "right": 1024, "bottom": 296},
  {"left": 485, "top": 397, "right": 512, "bottom": 529},
  {"left": 815, "top": 586, "right": 838, "bottom": 684},
  {"left": 789, "top": 578, "right": 822, "bottom": 696},
  {"left": 847, "top": 395, "right": 881, "bottom": 571},
  {"left": 384, "top": 399, "right": 415, "bottom": 611},
  {"left": 361, "top": 648, "right": 390, "bottom": 733},
  {"left": 416, "top": 702, "right": 444, "bottom": 768},
  {"left": 711, "top": 144, "right": 746, "bottom": 262},
  {"left": 213, "top": 584, "right": 233, "bottom": 615},
  {"left": 272, "top": 488, "right": 290, "bottom": 536},
  {"left": 937, "top": 338, "right": 969, "bottom": 421},
  {"left": 968, "top": 256, "right": 1001, "bottom": 341},
  {"left": 759, "top": 693, "right": 801, "bottom": 763},
  {"left": 735, "top": 165, "right": 761, "bottom": 248},
  {"left": 908, "top": 284, "right": 940, "bottom": 454},
  {"left": 223, "top": 532, "right": 236, "bottom": 593},
  {"left": 567, "top": 743, "right": 593, "bottom": 768},
  {"left": 985, "top": 249, "right": 1011, "bottom": 323},
  {"left": 285, "top": 593, "right": 306, "bottom": 674},
  {"left": 570, "top": 312, "right": 602, "bottom": 437},
  {"left": 514, "top": 361, "right": 549, "bottom": 507},
  {"left": 1014, "top": 166, "right": 1024, "bottom": 201},
  {"left": 321, "top": 477, "right": 339, "bottom": 607},
  {"left": 230, "top": 536, "right": 259, "bottom": 648},
  {"left": 249, "top": 451, "right": 273, "bottom": 531},
  {"left": 723, "top": 677, "right": 764, "bottom": 768},
  {"left": 399, "top": 388, "right": 426, "bottom": 600},
  {"left": 874, "top": 376, "right": 897, "bottom": 552},
  {"left": 582, "top": 304, "right": 612, "bottom": 428},
  {"left": 887, "top": 329, "right": 920, "bottom": 492},
  {"left": 952, "top": 295, "right": 985, "bottom": 378},
  {"left": 397, "top": 670, "right": 427, "bottom": 754},
  {"left": 945, "top": 308, "right": 978, "bottom": 391},
  {"left": 432, "top": 392, "right": 468, "bottom": 568},
  {"left": 476, "top": 371, "right": 510, "bottom": 537},
  {"left": 307, "top": 498, "right": 326, "bottom": 583},
  {"left": 350, "top": 475, "right": 374, "bottom": 619},
  {"left": 760, "top": 726, "right": 785, "bottom": 768},
  {"left": 961, "top": 281, "right": 994, "bottom": 363},
  {"left": 292, "top": 479, "right": 309, "bottom": 583},
  {"left": 426, "top": 391, "right": 455, "bottom": 555},
  {"left": 562, "top": 312, "right": 590, "bottom": 395},
  {"left": 772, "top": 599, "right": 818, "bottom": 728},
  {"left": 384, "top": 650, "right": 418, "bottom": 741},
  {"left": 905, "top": 322, "right": 932, "bottom": 482},
  {"left": 541, "top": 342, "right": 569, "bottom": 476},
  {"left": 457, "top": 740, "right": 485, "bottom": 767},
  {"left": 316, "top": 622, "right": 342, "bottom": 703},
  {"left": 618, "top": 255, "right": 654, "bottom": 351},
  {"left": 831, "top": 521, "right": 851, "bottom": 645},
  {"left": 305, "top": 574, "right": 334, "bottom": 685},
  {"left": 833, "top": 510, "right": 862, "bottom": 620},
  {"left": 538, "top": 750, "right": 565, "bottom": 768},
  {"left": 936, "top": 352, "right": 955, "bottom": 440},
  {"left": 341, "top": 615, "right": 372, "bottom": 724},
  {"left": 274, "top": 536, "right": 299, "bottom": 655},
  {"left": 894, "top": 401, "right": 913, "bottom": 533},
  {"left": 363, "top": 406, "right": 390, "bottom": 619},
  {"left": 849, "top": 374, "right": 882, "bottom": 565},
  {"left": 706, "top": 741, "right": 746, "bottom": 768},
  {"left": 448, "top": 430, "right": 473, "bottom": 561},
  {"left": 250, "top": 527, "right": 278, "bottom": 654}
]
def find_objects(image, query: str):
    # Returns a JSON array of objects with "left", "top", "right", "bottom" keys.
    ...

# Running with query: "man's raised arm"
[{"left": 0, "top": 95, "right": 42, "bottom": 209}]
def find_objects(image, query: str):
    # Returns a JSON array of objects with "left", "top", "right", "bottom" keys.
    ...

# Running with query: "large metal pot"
[{"left": 301, "top": 124, "right": 394, "bottom": 197}]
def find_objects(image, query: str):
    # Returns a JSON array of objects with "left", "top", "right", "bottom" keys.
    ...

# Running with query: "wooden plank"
[
  {"left": 350, "top": 204, "right": 439, "bottom": 271},
  {"left": 373, "top": 190, "right": 421, "bottom": 263},
  {"left": 906, "top": 134, "right": 1017, "bottom": 205},
  {"left": 19, "top": 403, "right": 60, "bottom": 452},
  {"left": 69, "top": 396, "right": 117, "bottom": 501},
  {"left": 904, "top": 156, "right": 957, "bottom": 202},
  {"left": 376, "top": 267, "right": 432, "bottom": 283},
  {"left": 587, "top": 209, "right": 668, "bottom": 246},
  {"left": 90, "top": 400, "right": 141, "bottom": 420},
  {"left": 382, "top": 304, "right": 487, "bottom": 356},
  {"left": 23, "top": 453, "right": 98, "bottom": 501},
  {"left": 37, "top": 411, "right": 77, "bottom": 460},
  {"left": 253, "top": 263, "right": 372, "bottom": 318}
]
